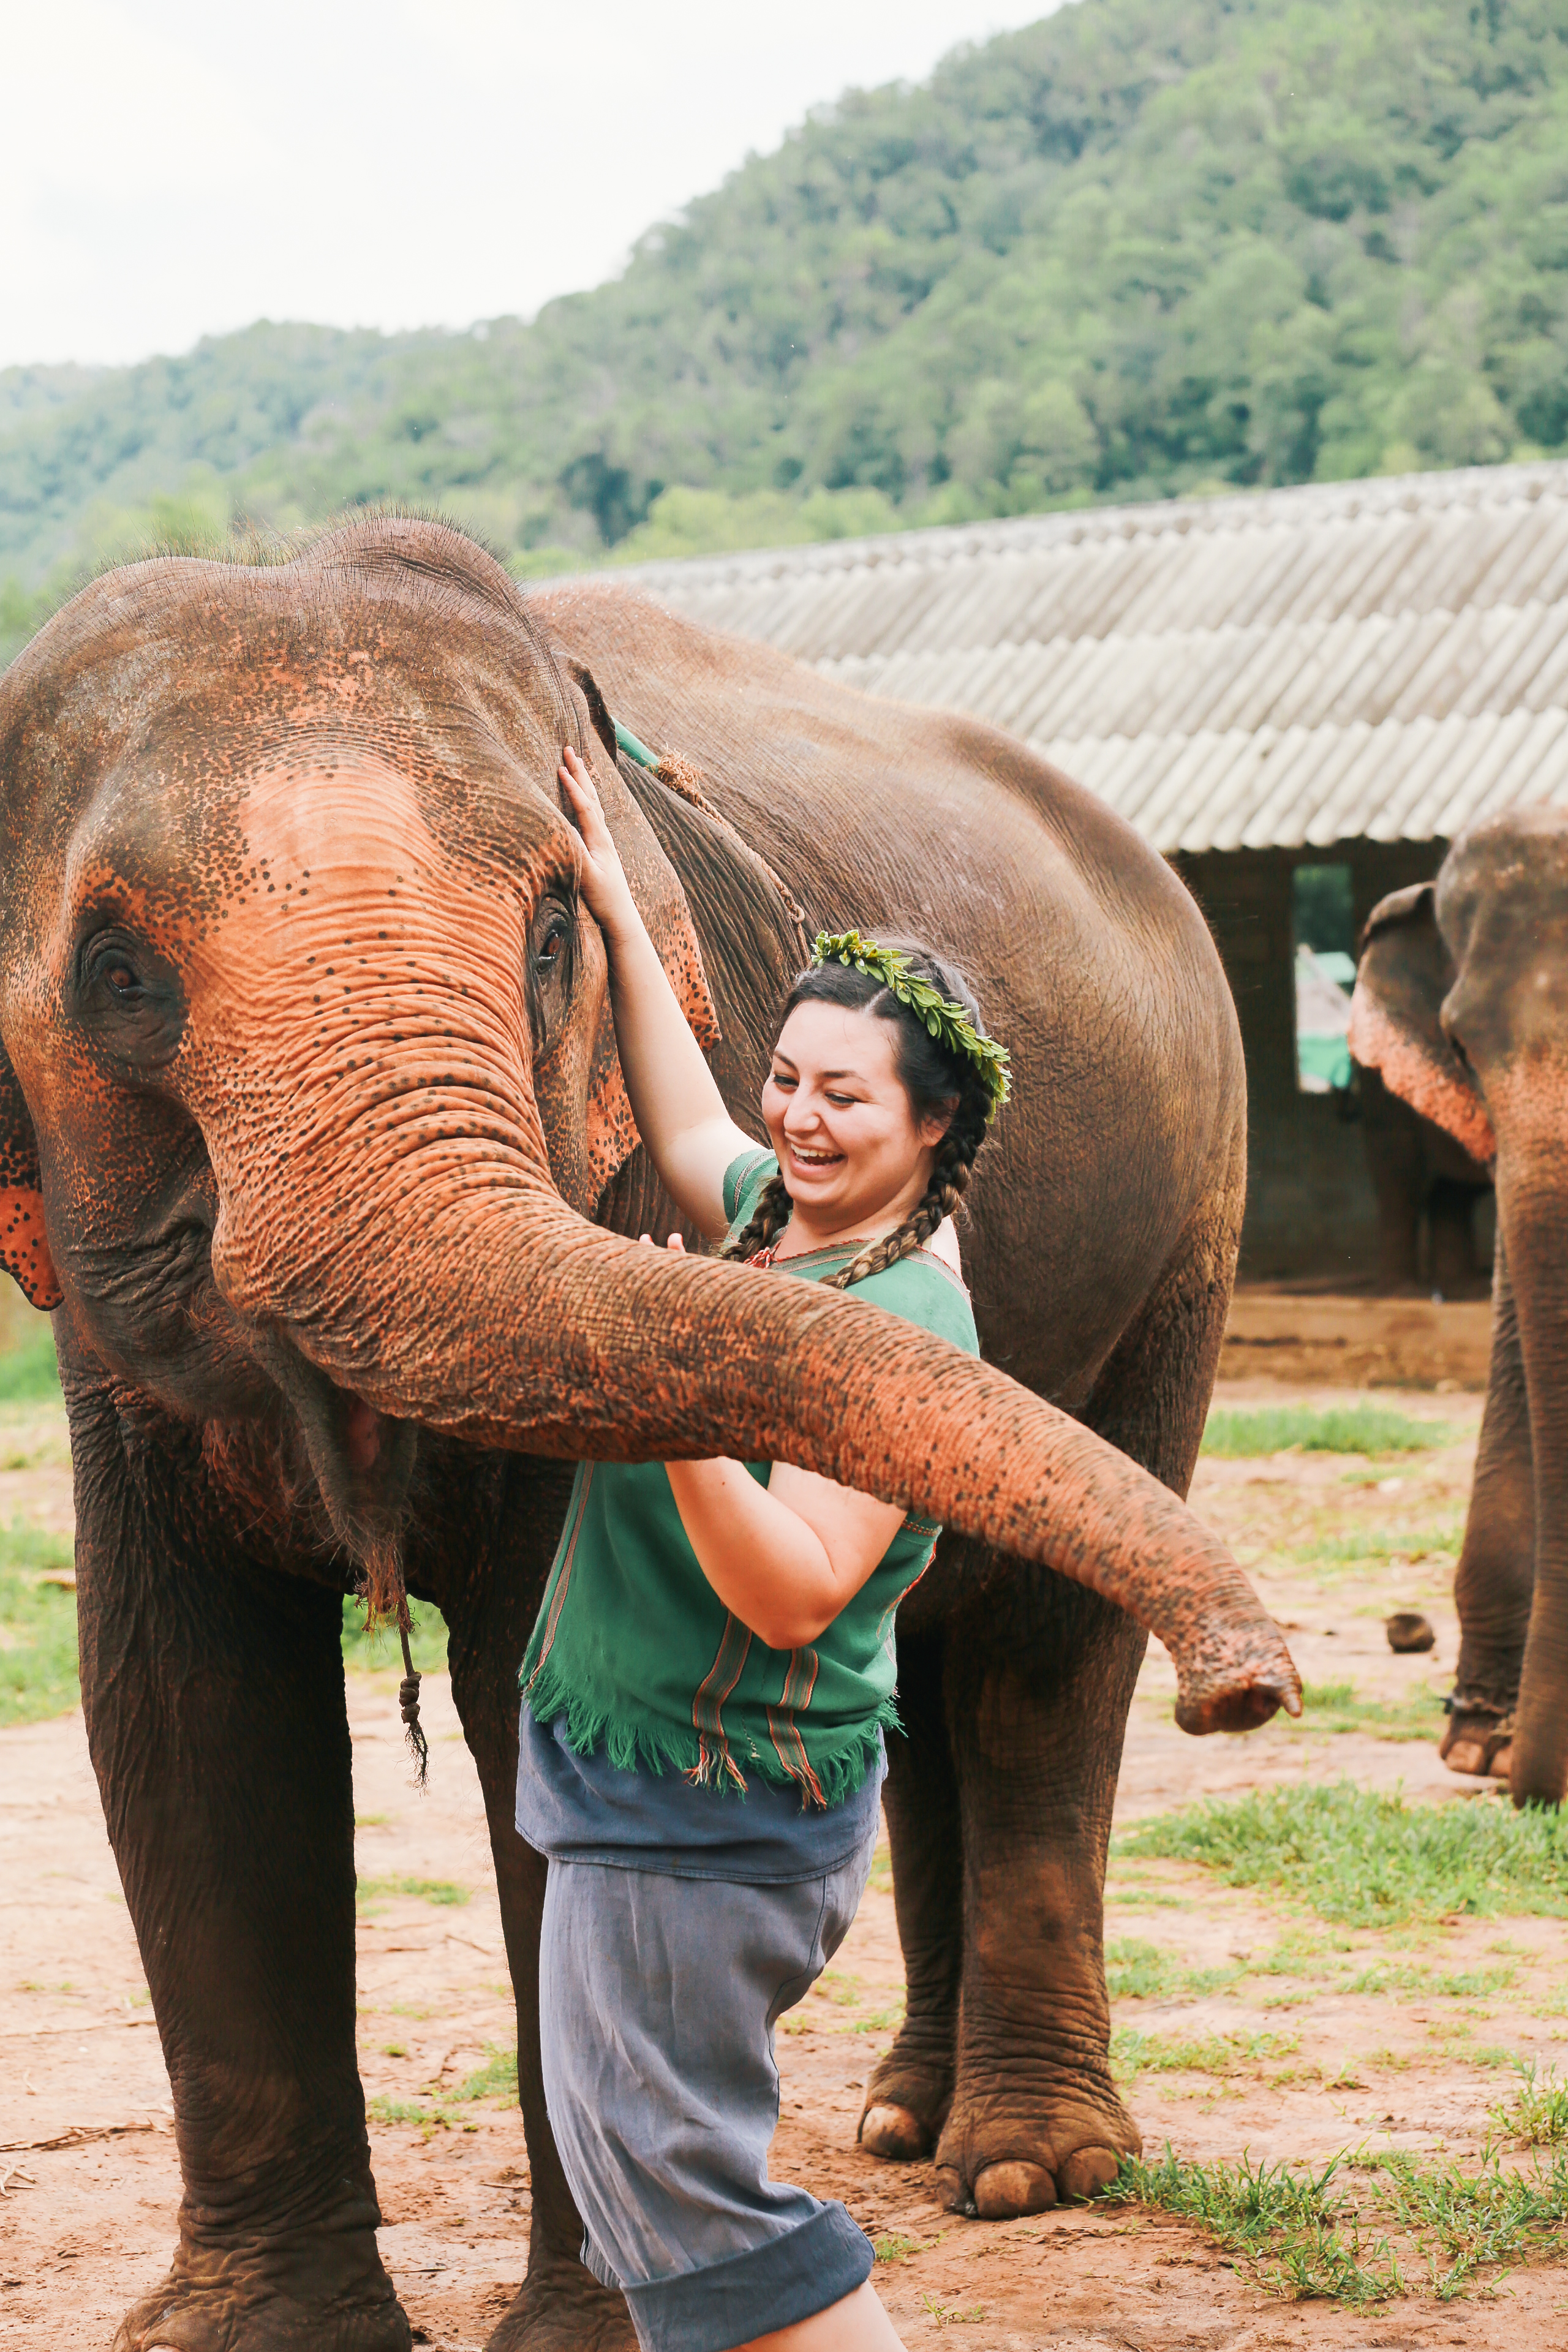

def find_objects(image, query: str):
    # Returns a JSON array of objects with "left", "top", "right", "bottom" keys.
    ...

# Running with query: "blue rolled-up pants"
[{"left": 539, "top": 1824, "right": 879, "bottom": 2351}]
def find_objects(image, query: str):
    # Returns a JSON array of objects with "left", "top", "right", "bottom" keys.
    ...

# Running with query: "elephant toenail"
[
  {"left": 1059, "top": 2145, "right": 1123, "bottom": 2201},
  {"left": 974, "top": 2160, "right": 1057, "bottom": 2218},
  {"left": 933, "top": 2164, "right": 972, "bottom": 2214},
  {"left": 861, "top": 2102, "right": 930, "bottom": 2160}
]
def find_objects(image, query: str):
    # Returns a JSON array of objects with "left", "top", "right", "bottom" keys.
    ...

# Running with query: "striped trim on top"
[
  {"left": 690, "top": 1610, "right": 754, "bottom": 1791},
  {"left": 767, "top": 1646, "right": 826, "bottom": 1807}
]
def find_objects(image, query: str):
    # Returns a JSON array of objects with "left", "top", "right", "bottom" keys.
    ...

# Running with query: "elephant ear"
[
  {"left": 1350, "top": 881, "right": 1496, "bottom": 1168},
  {"left": 0, "top": 1041, "right": 59, "bottom": 1309},
  {"left": 558, "top": 668, "right": 721, "bottom": 1196}
]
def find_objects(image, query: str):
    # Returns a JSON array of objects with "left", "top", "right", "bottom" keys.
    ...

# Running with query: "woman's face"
[{"left": 761, "top": 1001, "right": 952, "bottom": 1232}]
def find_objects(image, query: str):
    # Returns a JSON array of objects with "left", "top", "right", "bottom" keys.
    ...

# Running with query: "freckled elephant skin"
[
  {"left": 0, "top": 520, "right": 1293, "bottom": 2348},
  {"left": 1352, "top": 809, "right": 1568, "bottom": 1807}
]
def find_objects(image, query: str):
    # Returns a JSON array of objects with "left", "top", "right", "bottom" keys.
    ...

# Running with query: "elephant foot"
[
  {"left": 1442, "top": 1707, "right": 1515, "bottom": 1779},
  {"left": 929, "top": 2073, "right": 1140, "bottom": 2220},
  {"left": 482, "top": 2256, "right": 633, "bottom": 2351},
  {"left": 114, "top": 2260, "right": 409, "bottom": 2352},
  {"left": 859, "top": 2034, "right": 952, "bottom": 2163}
]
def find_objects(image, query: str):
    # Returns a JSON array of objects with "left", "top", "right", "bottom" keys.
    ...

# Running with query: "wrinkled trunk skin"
[
  {"left": 209, "top": 1134, "right": 1296, "bottom": 1733},
  {"left": 1492, "top": 1126, "right": 1568, "bottom": 1804}
]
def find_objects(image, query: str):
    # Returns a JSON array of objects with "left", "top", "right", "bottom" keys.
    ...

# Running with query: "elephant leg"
[
  {"left": 1444, "top": 1237, "right": 1534, "bottom": 1779},
  {"left": 859, "top": 1624, "right": 962, "bottom": 2159},
  {"left": 74, "top": 1420, "right": 409, "bottom": 2352},
  {"left": 439, "top": 1463, "right": 633, "bottom": 2352},
  {"left": 929, "top": 1192, "right": 1235, "bottom": 2221}
]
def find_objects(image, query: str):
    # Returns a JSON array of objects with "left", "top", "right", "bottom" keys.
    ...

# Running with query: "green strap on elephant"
[{"left": 613, "top": 719, "right": 660, "bottom": 770}]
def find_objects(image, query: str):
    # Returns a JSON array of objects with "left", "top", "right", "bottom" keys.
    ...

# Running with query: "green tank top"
[{"left": 518, "top": 1148, "right": 980, "bottom": 1806}]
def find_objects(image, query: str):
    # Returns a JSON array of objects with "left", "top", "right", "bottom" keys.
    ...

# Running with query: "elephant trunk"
[
  {"left": 1491, "top": 1115, "right": 1568, "bottom": 1804},
  {"left": 217, "top": 1147, "right": 1300, "bottom": 1737}
]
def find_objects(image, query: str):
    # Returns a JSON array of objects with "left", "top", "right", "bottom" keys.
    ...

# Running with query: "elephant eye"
[
  {"left": 82, "top": 935, "right": 145, "bottom": 999},
  {"left": 532, "top": 902, "right": 576, "bottom": 979}
]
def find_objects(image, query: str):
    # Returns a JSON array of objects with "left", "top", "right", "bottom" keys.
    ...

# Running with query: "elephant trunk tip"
[{"left": 1171, "top": 1635, "right": 1303, "bottom": 1738}]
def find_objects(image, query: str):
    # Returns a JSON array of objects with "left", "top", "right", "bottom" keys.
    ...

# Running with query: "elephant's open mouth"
[{"left": 247, "top": 1325, "right": 419, "bottom": 1566}]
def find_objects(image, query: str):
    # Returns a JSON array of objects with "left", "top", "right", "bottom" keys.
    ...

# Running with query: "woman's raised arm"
[{"left": 560, "top": 747, "right": 754, "bottom": 1238}]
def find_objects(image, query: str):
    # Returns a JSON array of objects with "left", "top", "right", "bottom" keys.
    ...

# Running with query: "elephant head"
[
  {"left": 1351, "top": 807, "right": 1568, "bottom": 1801},
  {"left": 0, "top": 518, "right": 1298, "bottom": 1732}
]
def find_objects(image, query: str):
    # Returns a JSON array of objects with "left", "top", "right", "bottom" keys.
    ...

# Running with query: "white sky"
[{"left": 0, "top": 0, "right": 1058, "bottom": 372}]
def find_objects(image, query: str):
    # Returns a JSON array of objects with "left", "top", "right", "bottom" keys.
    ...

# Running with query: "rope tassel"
[{"left": 398, "top": 1605, "right": 429, "bottom": 1788}]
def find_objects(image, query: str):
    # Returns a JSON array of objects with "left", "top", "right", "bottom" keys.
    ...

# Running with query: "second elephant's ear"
[
  {"left": 0, "top": 1039, "right": 59, "bottom": 1310},
  {"left": 1350, "top": 881, "right": 1495, "bottom": 1167}
]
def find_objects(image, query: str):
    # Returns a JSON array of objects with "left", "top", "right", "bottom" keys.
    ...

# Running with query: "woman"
[{"left": 516, "top": 746, "right": 1010, "bottom": 2352}]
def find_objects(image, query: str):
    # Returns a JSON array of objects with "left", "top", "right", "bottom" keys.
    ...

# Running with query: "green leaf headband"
[{"left": 809, "top": 930, "right": 1012, "bottom": 1118}]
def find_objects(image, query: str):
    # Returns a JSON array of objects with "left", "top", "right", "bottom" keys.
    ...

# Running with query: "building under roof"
[{"left": 624, "top": 458, "right": 1568, "bottom": 1281}]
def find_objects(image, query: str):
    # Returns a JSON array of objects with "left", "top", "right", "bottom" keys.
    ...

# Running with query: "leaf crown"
[{"left": 809, "top": 930, "right": 1012, "bottom": 1118}]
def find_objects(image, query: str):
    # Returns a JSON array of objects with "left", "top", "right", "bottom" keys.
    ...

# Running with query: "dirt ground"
[{"left": 6, "top": 1321, "right": 1567, "bottom": 2349}]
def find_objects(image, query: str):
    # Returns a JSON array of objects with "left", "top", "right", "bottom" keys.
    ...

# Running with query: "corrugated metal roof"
[{"left": 616, "top": 459, "right": 1568, "bottom": 854}]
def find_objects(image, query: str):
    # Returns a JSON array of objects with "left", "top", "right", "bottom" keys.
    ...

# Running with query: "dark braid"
[
  {"left": 725, "top": 1166, "right": 795, "bottom": 1264},
  {"left": 721, "top": 942, "right": 998, "bottom": 1288}
]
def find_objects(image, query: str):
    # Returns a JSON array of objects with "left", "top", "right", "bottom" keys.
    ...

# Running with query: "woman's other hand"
[{"left": 559, "top": 746, "right": 638, "bottom": 941}]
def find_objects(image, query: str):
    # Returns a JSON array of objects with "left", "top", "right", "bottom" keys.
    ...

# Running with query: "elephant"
[
  {"left": 1351, "top": 805, "right": 1568, "bottom": 1800},
  {"left": 0, "top": 516, "right": 1298, "bottom": 2352},
  {"left": 1354, "top": 1057, "right": 1493, "bottom": 1297}
]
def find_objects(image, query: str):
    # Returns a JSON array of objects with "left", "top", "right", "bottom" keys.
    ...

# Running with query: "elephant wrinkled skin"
[
  {"left": 0, "top": 520, "right": 1297, "bottom": 2351},
  {"left": 1352, "top": 807, "right": 1568, "bottom": 1804}
]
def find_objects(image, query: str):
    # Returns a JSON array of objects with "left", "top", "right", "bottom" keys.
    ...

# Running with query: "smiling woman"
[
  {"left": 515, "top": 753, "right": 1001, "bottom": 2351},
  {"left": 722, "top": 938, "right": 998, "bottom": 1292}
]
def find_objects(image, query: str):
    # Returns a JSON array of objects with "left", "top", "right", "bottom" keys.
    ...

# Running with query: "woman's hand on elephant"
[
  {"left": 559, "top": 747, "right": 639, "bottom": 943},
  {"left": 565, "top": 749, "right": 753, "bottom": 1238}
]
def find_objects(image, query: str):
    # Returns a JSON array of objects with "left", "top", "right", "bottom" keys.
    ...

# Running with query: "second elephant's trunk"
[{"left": 1491, "top": 1129, "right": 1568, "bottom": 1804}]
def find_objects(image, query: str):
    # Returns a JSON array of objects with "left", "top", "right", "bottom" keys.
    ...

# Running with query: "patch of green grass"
[
  {"left": 1116, "top": 1782, "right": 1568, "bottom": 1926},
  {"left": 366, "top": 2095, "right": 445, "bottom": 2130},
  {"left": 1201, "top": 1405, "right": 1450, "bottom": 1459},
  {"left": 850, "top": 2002, "right": 905, "bottom": 2034},
  {"left": 341, "top": 1596, "right": 448, "bottom": 1674},
  {"left": 0, "top": 1327, "right": 62, "bottom": 1403},
  {"left": 1343, "top": 1962, "right": 1516, "bottom": 2000},
  {"left": 1292, "top": 1524, "right": 1462, "bottom": 1569},
  {"left": 1109, "top": 2142, "right": 1568, "bottom": 2304},
  {"left": 1491, "top": 2062, "right": 1568, "bottom": 2147},
  {"left": 1106, "top": 1937, "right": 1241, "bottom": 2002},
  {"left": 1106, "top": 2147, "right": 1402, "bottom": 2304},
  {"left": 919, "top": 2293, "right": 986, "bottom": 2328},
  {"left": 456, "top": 2045, "right": 518, "bottom": 2102},
  {"left": 0, "top": 1520, "right": 78, "bottom": 1726},
  {"left": 1292, "top": 1682, "right": 1447, "bottom": 1741},
  {"left": 356, "top": 1875, "right": 469, "bottom": 1909},
  {"left": 873, "top": 2233, "right": 921, "bottom": 2264},
  {"left": 1368, "top": 2144, "right": 1568, "bottom": 2289},
  {"left": 1112, "top": 2028, "right": 1299, "bottom": 2084},
  {"left": 1106, "top": 1938, "right": 1172, "bottom": 1999},
  {"left": 366, "top": 2042, "right": 518, "bottom": 2136}
]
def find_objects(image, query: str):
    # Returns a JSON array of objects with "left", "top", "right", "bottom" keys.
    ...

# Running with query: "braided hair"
[{"left": 721, "top": 941, "right": 997, "bottom": 1291}]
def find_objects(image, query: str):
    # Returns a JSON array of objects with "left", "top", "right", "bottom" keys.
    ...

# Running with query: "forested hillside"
[{"left": 4, "top": 0, "right": 1567, "bottom": 662}]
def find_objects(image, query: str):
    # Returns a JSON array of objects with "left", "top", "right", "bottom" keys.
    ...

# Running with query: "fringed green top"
[{"left": 518, "top": 1148, "right": 979, "bottom": 1806}]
